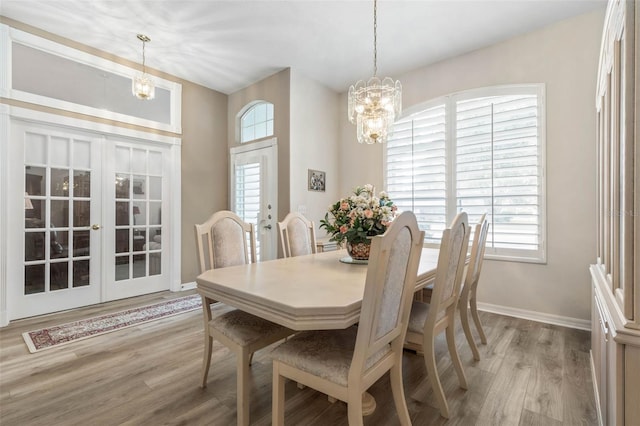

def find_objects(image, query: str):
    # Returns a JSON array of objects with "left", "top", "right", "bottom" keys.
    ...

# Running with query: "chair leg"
[
  {"left": 272, "top": 362, "right": 285, "bottom": 426},
  {"left": 237, "top": 348, "right": 251, "bottom": 426},
  {"left": 347, "top": 389, "right": 364, "bottom": 426},
  {"left": 446, "top": 323, "right": 468, "bottom": 390},
  {"left": 459, "top": 302, "right": 481, "bottom": 361},
  {"left": 469, "top": 290, "right": 487, "bottom": 344},
  {"left": 201, "top": 334, "right": 213, "bottom": 388},
  {"left": 424, "top": 334, "right": 449, "bottom": 418},
  {"left": 390, "top": 360, "right": 411, "bottom": 425}
]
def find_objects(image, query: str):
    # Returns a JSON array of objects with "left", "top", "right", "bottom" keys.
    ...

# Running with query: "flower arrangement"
[{"left": 320, "top": 184, "right": 397, "bottom": 246}]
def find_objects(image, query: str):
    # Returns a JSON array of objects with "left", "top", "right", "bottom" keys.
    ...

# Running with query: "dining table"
[
  {"left": 195, "top": 247, "right": 440, "bottom": 416},
  {"left": 196, "top": 247, "right": 440, "bottom": 331}
]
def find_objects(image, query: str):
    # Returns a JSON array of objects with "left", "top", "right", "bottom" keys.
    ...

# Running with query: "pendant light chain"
[
  {"left": 142, "top": 39, "right": 147, "bottom": 74},
  {"left": 373, "top": 0, "right": 377, "bottom": 77}
]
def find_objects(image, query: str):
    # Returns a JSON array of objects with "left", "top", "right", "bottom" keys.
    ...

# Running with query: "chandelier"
[
  {"left": 132, "top": 34, "right": 155, "bottom": 100},
  {"left": 348, "top": 0, "right": 402, "bottom": 144}
]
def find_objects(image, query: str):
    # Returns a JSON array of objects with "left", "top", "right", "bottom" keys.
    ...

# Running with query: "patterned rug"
[{"left": 22, "top": 294, "right": 202, "bottom": 353}]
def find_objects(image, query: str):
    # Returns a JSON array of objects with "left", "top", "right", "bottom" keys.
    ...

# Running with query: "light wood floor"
[{"left": 0, "top": 291, "right": 597, "bottom": 425}]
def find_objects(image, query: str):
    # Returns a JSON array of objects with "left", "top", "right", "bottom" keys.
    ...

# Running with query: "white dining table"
[{"left": 195, "top": 247, "right": 440, "bottom": 331}]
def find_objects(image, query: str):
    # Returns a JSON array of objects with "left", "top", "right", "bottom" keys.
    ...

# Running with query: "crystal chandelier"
[
  {"left": 132, "top": 34, "right": 155, "bottom": 100},
  {"left": 348, "top": 0, "right": 402, "bottom": 144}
]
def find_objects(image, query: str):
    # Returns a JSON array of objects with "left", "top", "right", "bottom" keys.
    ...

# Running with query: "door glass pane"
[
  {"left": 115, "top": 174, "right": 130, "bottom": 198},
  {"left": 133, "top": 176, "right": 146, "bottom": 199},
  {"left": 26, "top": 166, "right": 46, "bottom": 196},
  {"left": 149, "top": 177, "right": 161, "bottom": 199},
  {"left": 51, "top": 230, "right": 68, "bottom": 259},
  {"left": 235, "top": 162, "right": 261, "bottom": 258},
  {"left": 73, "top": 260, "right": 90, "bottom": 287},
  {"left": 25, "top": 264, "right": 45, "bottom": 294},
  {"left": 73, "top": 201, "right": 90, "bottom": 227},
  {"left": 133, "top": 202, "right": 146, "bottom": 226},
  {"left": 132, "top": 149, "right": 146, "bottom": 174},
  {"left": 133, "top": 254, "right": 146, "bottom": 278},
  {"left": 149, "top": 202, "right": 161, "bottom": 225},
  {"left": 73, "top": 140, "right": 91, "bottom": 169},
  {"left": 50, "top": 261, "right": 69, "bottom": 290},
  {"left": 51, "top": 168, "right": 70, "bottom": 196},
  {"left": 116, "top": 229, "right": 129, "bottom": 253},
  {"left": 116, "top": 202, "right": 130, "bottom": 226},
  {"left": 51, "top": 200, "right": 69, "bottom": 228},
  {"left": 115, "top": 256, "right": 129, "bottom": 281},
  {"left": 74, "top": 171, "right": 91, "bottom": 197},
  {"left": 73, "top": 231, "right": 90, "bottom": 257},
  {"left": 50, "top": 137, "right": 70, "bottom": 166},
  {"left": 25, "top": 133, "right": 47, "bottom": 165},
  {"left": 25, "top": 231, "right": 45, "bottom": 261}
]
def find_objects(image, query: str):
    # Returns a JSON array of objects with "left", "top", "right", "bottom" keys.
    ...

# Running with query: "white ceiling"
[{"left": 0, "top": 0, "right": 606, "bottom": 95}]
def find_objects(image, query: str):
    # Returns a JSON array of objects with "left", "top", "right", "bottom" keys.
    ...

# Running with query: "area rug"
[{"left": 22, "top": 294, "right": 202, "bottom": 353}]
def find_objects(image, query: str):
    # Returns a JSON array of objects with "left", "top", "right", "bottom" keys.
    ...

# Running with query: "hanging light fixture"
[
  {"left": 348, "top": 0, "right": 402, "bottom": 144},
  {"left": 132, "top": 34, "right": 155, "bottom": 100}
]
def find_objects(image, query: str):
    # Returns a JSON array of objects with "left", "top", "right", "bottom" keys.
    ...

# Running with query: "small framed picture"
[{"left": 308, "top": 169, "right": 326, "bottom": 192}]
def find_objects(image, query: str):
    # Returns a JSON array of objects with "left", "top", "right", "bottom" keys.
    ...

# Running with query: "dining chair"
[
  {"left": 419, "top": 214, "right": 489, "bottom": 361},
  {"left": 195, "top": 210, "right": 294, "bottom": 426},
  {"left": 277, "top": 212, "right": 317, "bottom": 257},
  {"left": 270, "top": 211, "right": 424, "bottom": 426},
  {"left": 404, "top": 212, "right": 470, "bottom": 419},
  {"left": 458, "top": 213, "right": 489, "bottom": 360}
]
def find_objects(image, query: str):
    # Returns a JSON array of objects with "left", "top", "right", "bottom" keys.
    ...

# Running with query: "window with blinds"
[
  {"left": 234, "top": 162, "right": 261, "bottom": 258},
  {"left": 386, "top": 85, "right": 545, "bottom": 262}
]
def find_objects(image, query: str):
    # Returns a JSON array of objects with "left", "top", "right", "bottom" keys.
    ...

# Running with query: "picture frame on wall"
[{"left": 308, "top": 169, "right": 326, "bottom": 192}]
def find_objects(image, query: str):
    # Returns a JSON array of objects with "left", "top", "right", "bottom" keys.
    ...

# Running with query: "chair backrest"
[
  {"left": 277, "top": 212, "right": 317, "bottom": 258},
  {"left": 427, "top": 212, "right": 470, "bottom": 328},
  {"left": 194, "top": 210, "right": 256, "bottom": 274},
  {"left": 350, "top": 211, "right": 424, "bottom": 380},
  {"left": 465, "top": 213, "right": 489, "bottom": 289}
]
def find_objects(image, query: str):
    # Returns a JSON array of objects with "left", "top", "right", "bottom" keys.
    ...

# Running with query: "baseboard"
[
  {"left": 477, "top": 302, "right": 591, "bottom": 331},
  {"left": 181, "top": 281, "right": 197, "bottom": 291}
]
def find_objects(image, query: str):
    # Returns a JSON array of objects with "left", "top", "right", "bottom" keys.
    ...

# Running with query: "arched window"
[{"left": 239, "top": 101, "right": 274, "bottom": 143}]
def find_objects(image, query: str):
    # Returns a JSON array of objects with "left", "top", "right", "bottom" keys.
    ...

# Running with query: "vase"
[{"left": 346, "top": 240, "right": 371, "bottom": 261}]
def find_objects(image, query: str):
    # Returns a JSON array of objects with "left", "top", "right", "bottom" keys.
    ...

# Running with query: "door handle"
[
  {"left": 91, "top": 224, "right": 101, "bottom": 230},
  {"left": 264, "top": 224, "right": 272, "bottom": 230}
]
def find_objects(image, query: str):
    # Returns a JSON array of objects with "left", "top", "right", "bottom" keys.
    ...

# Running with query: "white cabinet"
[{"left": 591, "top": 1, "right": 640, "bottom": 425}]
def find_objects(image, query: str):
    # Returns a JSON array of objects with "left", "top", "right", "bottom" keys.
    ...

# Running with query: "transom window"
[
  {"left": 386, "top": 84, "right": 546, "bottom": 262},
  {"left": 240, "top": 101, "right": 274, "bottom": 143}
]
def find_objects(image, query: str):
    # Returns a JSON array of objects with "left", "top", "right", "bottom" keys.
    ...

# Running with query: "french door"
[
  {"left": 6, "top": 118, "right": 174, "bottom": 320},
  {"left": 14, "top": 121, "right": 103, "bottom": 318},
  {"left": 230, "top": 138, "right": 278, "bottom": 261}
]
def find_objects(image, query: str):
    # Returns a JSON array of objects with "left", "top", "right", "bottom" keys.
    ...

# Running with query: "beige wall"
[
  {"left": 336, "top": 9, "right": 605, "bottom": 322},
  {"left": 289, "top": 71, "right": 341, "bottom": 235},
  {"left": 180, "top": 82, "right": 228, "bottom": 283}
]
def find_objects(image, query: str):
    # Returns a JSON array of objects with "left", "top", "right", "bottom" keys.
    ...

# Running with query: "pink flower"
[
  {"left": 339, "top": 225, "right": 349, "bottom": 234},
  {"left": 340, "top": 202, "right": 349, "bottom": 210},
  {"left": 364, "top": 209, "right": 373, "bottom": 218}
]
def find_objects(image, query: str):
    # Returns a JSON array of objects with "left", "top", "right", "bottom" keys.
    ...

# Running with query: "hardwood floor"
[{"left": 0, "top": 291, "right": 597, "bottom": 425}]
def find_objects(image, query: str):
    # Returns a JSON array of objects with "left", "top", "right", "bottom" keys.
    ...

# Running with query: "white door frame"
[
  {"left": 229, "top": 138, "right": 278, "bottom": 261},
  {"left": 0, "top": 105, "right": 182, "bottom": 326}
]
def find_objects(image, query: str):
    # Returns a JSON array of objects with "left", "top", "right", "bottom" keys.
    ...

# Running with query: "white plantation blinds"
[
  {"left": 234, "top": 162, "right": 261, "bottom": 258},
  {"left": 386, "top": 85, "right": 545, "bottom": 262},
  {"left": 387, "top": 104, "right": 447, "bottom": 244},
  {"left": 456, "top": 95, "right": 541, "bottom": 256}
]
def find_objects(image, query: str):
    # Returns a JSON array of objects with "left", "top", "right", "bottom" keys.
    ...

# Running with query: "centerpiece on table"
[{"left": 320, "top": 184, "right": 397, "bottom": 263}]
